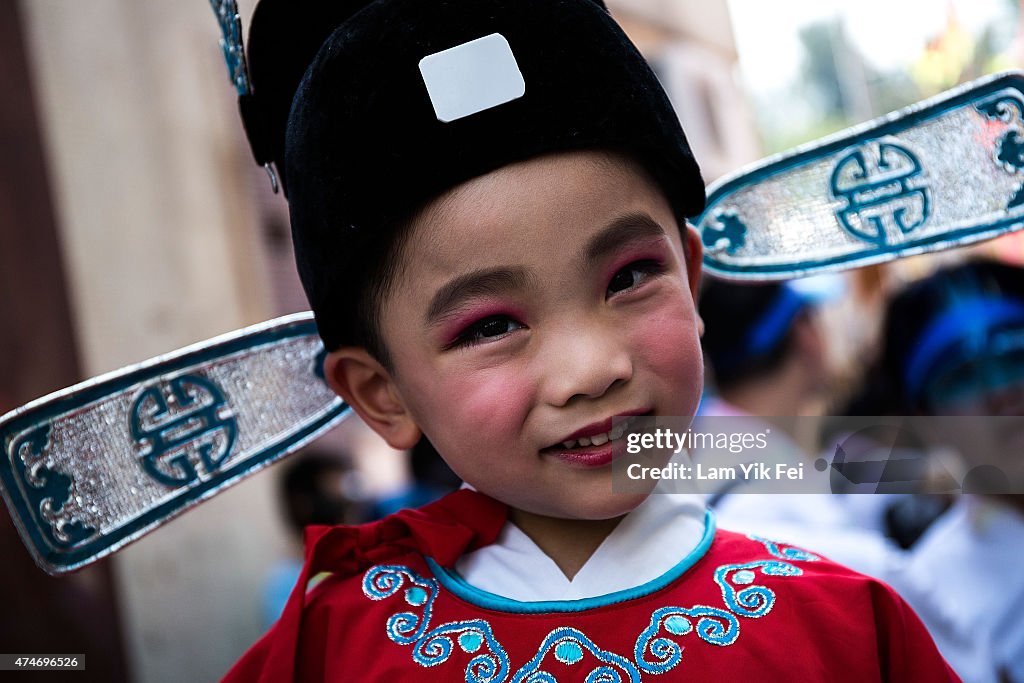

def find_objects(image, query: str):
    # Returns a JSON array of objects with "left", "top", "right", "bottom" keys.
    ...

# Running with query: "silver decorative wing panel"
[
  {"left": 0, "top": 312, "right": 348, "bottom": 575},
  {"left": 698, "top": 71, "right": 1024, "bottom": 279}
]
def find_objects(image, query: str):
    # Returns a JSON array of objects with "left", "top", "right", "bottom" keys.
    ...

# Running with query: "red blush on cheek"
[
  {"left": 631, "top": 305, "right": 704, "bottom": 402},
  {"left": 440, "top": 369, "right": 534, "bottom": 443}
]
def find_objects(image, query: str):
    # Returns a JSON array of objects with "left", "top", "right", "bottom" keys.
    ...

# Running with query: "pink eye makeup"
[
  {"left": 429, "top": 224, "right": 676, "bottom": 351},
  {"left": 606, "top": 258, "right": 667, "bottom": 296},
  {"left": 602, "top": 239, "right": 671, "bottom": 297},
  {"left": 439, "top": 304, "right": 528, "bottom": 349}
]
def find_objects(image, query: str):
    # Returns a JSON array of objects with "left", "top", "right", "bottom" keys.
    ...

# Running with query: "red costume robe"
[{"left": 224, "top": 490, "right": 960, "bottom": 682}]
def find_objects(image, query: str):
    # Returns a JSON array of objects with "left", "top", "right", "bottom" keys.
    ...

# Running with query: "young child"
[{"left": 224, "top": 0, "right": 959, "bottom": 680}]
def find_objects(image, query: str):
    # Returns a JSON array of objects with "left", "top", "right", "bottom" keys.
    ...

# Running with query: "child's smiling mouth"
[{"left": 541, "top": 411, "right": 649, "bottom": 467}]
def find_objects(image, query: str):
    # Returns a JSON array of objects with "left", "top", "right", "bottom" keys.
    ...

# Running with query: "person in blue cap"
[
  {"left": 695, "top": 280, "right": 843, "bottom": 528},
  {"left": 699, "top": 280, "right": 828, "bottom": 421}
]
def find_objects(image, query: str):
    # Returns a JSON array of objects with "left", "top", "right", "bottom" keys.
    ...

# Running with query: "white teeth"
[{"left": 557, "top": 416, "right": 641, "bottom": 449}]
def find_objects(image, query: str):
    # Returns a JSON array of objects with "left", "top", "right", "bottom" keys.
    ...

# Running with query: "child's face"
[{"left": 337, "top": 151, "right": 704, "bottom": 520}]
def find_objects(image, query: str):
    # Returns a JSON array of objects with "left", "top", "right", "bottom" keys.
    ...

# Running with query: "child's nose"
[{"left": 543, "top": 323, "right": 634, "bottom": 406}]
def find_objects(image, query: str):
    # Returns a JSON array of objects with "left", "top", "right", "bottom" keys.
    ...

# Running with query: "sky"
[{"left": 727, "top": 0, "right": 1016, "bottom": 92}]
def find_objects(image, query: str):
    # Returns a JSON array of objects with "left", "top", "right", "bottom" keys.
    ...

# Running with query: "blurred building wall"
[
  {"left": 0, "top": 0, "right": 127, "bottom": 680},
  {"left": 609, "top": 0, "right": 762, "bottom": 181},
  {"left": 17, "top": 0, "right": 290, "bottom": 680}
]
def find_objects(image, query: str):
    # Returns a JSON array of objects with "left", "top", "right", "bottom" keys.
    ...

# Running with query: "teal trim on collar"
[{"left": 425, "top": 508, "right": 716, "bottom": 614}]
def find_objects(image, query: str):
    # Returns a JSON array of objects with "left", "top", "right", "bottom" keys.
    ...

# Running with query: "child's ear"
[
  {"left": 683, "top": 224, "right": 704, "bottom": 301},
  {"left": 323, "top": 348, "right": 422, "bottom": 451},
  {"left": 682, "top": 224, "right": 705, "bottom": 336}
]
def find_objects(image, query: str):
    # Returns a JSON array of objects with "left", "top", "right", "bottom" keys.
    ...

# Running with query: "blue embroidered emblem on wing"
[
  {"left": 131, "top": 375, "right": 238, "bottom": 487},
  {"left": 697, "top": 75, "right": 1024, "bottom": 279},
  {"left": 830, "top": 140, "right": 929, "bottom": 246}
]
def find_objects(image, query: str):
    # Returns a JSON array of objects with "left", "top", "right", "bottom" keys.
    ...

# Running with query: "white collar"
[{"left": 454, "top": 493, "right": 708, "bottom": 602}]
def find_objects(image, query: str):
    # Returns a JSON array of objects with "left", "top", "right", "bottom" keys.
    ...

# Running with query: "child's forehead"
[{"left": 406, "top": 150, "right": 671, "bottom": 254}]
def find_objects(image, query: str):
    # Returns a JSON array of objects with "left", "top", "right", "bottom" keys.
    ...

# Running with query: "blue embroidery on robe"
[
  {"left": 511, "top": 628, "right": 641, "bottom": 683},
  {"left": 363, "top": 565, "right": 440, "bottom": 644},
  {"left": 715, "top": 560, "right": 802, "bottom": 618},
  {"left": 634, "top": 605, "right": 740, "bottom": 674},
  {"left": 363, "top": 538, "right": 819, "bottom": 680},
  {"left": 748, "top": 534, "right": 822, "bottom": 562},
  {"left": 415, "top": 620, "right": 510, "bottom": 683}
]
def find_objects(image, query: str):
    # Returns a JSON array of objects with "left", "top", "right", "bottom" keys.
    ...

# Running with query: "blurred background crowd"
[{"left": 1, "top": 0, "right": 1023, "bottom": 681}]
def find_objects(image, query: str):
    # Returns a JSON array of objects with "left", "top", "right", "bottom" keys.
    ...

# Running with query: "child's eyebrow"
[
  {"left": 426, "top": 267, "right": 533, "bottom": 325},
  {"left": 583, "top": 212, "right": 667, "bottom": 265}
]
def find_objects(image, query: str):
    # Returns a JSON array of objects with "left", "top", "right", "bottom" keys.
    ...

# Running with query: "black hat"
[{"left": 242, "top": 0, "right": 705, "bottom": 351}]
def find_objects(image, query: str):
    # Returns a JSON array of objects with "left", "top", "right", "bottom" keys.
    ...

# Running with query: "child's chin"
[{"left": 557, "top": 489, "right": 654, "bottom": 521}]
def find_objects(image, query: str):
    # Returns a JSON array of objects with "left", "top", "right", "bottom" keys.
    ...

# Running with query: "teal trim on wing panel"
[
  {"left": 425, "top": 509, "right": 716, "bottom": 614},
  {"left": 703, "top": 215, "right": 1024, "bottom": 278}
]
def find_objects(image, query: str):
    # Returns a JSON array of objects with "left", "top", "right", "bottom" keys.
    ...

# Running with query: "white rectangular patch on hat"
[{"left": 419, "top": 33, "right": 525, "bottom": 123}]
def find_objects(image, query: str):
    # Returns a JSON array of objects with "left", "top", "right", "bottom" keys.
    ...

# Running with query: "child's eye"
[
  {"left": 607, "top": 259, "right": 664, "bottom": 296},
  {"left": 451, "top": 315, "right": 525, "bottom": 348}
]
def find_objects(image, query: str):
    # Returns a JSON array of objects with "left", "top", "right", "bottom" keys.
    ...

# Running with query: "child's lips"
[
  {"left": 547, "top": 410, "right": 650, "bottom": 450},
  {"left": 545, "top": 441, "right": 617, "bottom": 467},
  {"left": 541, "top": 411, "right": 649, "bottom": 466}
]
